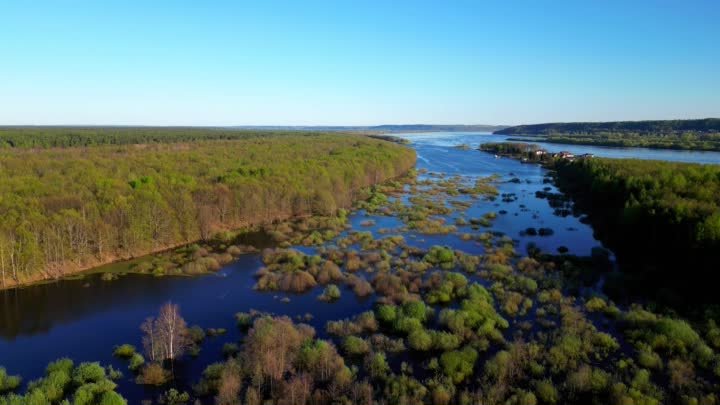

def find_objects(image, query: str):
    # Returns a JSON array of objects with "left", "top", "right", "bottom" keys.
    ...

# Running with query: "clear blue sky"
[{"left": 1, "top": 0, "right": 718, "bottom": 126}]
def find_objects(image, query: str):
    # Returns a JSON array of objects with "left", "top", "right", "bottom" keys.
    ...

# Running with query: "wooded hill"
[
  {"left": 495, "top": 119, "right": 720, "bottom": 151},
  {"left": 494, "top": 118, "right": 720, "bottom": 135},
  {"left": 0, "top": 131, "right": 416, "bottom": 288}
]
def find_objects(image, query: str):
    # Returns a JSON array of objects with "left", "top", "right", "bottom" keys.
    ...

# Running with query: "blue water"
[
  {"left": 1, "top": 132, "right": 716, "bottom": 402},
  {"left": 403, "top": 132, "right": 720, "bottom": 164}
]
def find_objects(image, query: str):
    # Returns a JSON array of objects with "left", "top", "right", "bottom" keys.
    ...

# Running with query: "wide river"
[{"left": 1, "top": 132, "right": 718, "bottom": 402}]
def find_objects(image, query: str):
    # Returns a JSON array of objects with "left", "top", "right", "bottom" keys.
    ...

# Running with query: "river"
[{"left": 1, "top": 132, "right": 717, "bottom": 402}]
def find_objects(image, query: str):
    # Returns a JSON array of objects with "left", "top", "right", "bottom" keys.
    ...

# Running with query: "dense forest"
[
  {"left": 0, "top": 127, "right": 348, "bottom": 149},
  {"left": 0, "top": 132, "right": 416, "bottom": 288},
  {"left": 552, "top": 157, "right": 720, "bottom": 300},
  {"left": 0, "top": 126, "right": 508, "bottom": 149},
  {"left": 495, "top": 119, "right": 720, "bottom": 151},
  {"left": 495, "top": 119, "right": 720, "bottom": 135},
  {"left": 511, "top": 133, "right": 720, "bottom": 152}
]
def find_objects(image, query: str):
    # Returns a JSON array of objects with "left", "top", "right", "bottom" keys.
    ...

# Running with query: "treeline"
[
  {"left": 552, "top": 157, "right": 720, "bottom": 299},
  {"left": 479, "top": 142, "right": 540, "bottom": 155},
  {"left": 521, "top": 133, "right": 720, "bottom": 152},
  {"left": 0, "top": 127, "right": 357, "bottom": 149},
  {"left": 495, "top": 119, "right": 720, "bottom": 151},
  {"left": 495, "top": 118, "right": 720, "bottom": 135},
  {"left": 0, "top": 133, "right": 416, "bottom": 288}
]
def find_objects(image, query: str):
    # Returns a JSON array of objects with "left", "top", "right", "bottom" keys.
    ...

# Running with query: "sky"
[{"left": 1, "top": 0, "right": 719, "bottom": 126}]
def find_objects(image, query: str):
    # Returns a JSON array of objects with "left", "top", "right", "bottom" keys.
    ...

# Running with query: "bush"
[
  {"left": 343, "top": 336, "right": 370, "bottom": 356},
  {"left": 136, "top": 363, "right": 170, "bottom": 385},
  {"left": 424, "top": 246, "right": 456, "bottom": 269},
  {"left": 365, "top": 352, "right": 390, "bottom": 380},
  {"left": 585, "top": 297, "right": 607, "bottom": 312},
  {"left": 72, "top": 362, "right": 106, "bottom": 385},
  {"left": 318, "top": 284, "right": 342, "bottom": 301},
  {"left": 0, "top": 368, "right": 21, "bottom": 393},
  {"left": 440, "top": 347, "right": 478, "bottom": 384},
  {"left": 128, "top": 353, "right": 145, "bottom": 371},
  {"left": 377, "top": 305, "right": 398, "bottom": 323},
  {"left": 408, "top": 329, "right": 433, "bottom": 351},
  {"left": 534, "top": 379, "right": 559, "bottom": 404},
  {"left": 112, "top": 344, "right": 136, "bottom": 358}
]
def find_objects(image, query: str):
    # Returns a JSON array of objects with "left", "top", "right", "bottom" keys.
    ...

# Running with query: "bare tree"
[
  {"left": 141, "top": 317, "right": 159, "bottom": 362},
  {"left": 141, "top": 302, "right": 190, "bottom": 362}
]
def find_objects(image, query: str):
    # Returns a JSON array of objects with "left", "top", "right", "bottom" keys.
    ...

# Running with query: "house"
[
  {"left": 556, "top": 151, "right": 575, "bottom": 159},
  {"left": 534, "top": 149, "right": 548, "bottom": 156}
]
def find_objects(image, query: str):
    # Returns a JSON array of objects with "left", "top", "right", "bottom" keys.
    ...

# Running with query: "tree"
[{"left": 141, "top": 302, "right": 190, "bottom": 362}]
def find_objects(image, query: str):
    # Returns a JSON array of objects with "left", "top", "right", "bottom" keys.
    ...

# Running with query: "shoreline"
[{"left": 0, "top": 168, "right": 416, "bottom": 292}]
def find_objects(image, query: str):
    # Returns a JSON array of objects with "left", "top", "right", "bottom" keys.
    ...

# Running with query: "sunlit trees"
[
  {"left": 141, "top": 302, "right": 190, "bottom": 362},
  {"left": 0, "top": 359, "right": 127, "bottom": 404},
  {"left": 0, "top": 132, "right": 416, "bottom": 288}
]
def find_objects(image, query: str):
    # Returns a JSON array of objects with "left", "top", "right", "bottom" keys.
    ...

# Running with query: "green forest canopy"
[
  {"left": 553, "top": 157, "right": 720, "bottom": 295},
  {"left": 0, "top": 132, "right": 416, "bottom": 287},
  {"left": 0, "top": 127, "right": 349, "bottom": 149}
]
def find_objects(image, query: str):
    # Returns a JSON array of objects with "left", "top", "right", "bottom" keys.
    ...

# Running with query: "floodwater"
[{"left": 1, "top": 132, "right": 717, "bottom": 402}]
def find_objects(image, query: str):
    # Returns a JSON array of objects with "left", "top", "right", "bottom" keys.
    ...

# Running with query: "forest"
[
  {"left": 0, "top": 132, "right": 416, "bottom": 288},
  {"left": 0, "top": 127, "right": 355, "bottom": 149},
  {"left": 495, "top": 119, "right": 720, "bottom": 151},
  {"left": 552, "top": 157, "right": 720, "bottom": 301},
  {"left": 495, "top": 118, "right": 720, "bottom": 135}
]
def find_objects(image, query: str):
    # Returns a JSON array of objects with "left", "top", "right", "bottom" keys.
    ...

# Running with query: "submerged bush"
[
  {"left": 112, "top": 344, "right": 136, "bottom": 359},
  {"left": 318, "top": 284, "right": 342, "bottom": 301}
]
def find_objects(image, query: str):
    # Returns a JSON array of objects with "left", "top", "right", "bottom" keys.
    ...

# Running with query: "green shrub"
[
  {"left": 534, "top": 379, "right": 559, "bottom": 404},
  {"left": 343, "top": 336, "right": 370, "bottom": 356},
  {"left": 319, "top": 284, "right": 342, "bottom": 301},
  {"left": 72, "top": 362, "right": 106, "bottom": 385},
  {"left": 408, "top": 329, "right": 433, "bottom": 351},
  {"left": 112, "top": 344, "right": 136, "bottom": 358},
  {"left": 0, "top": 368, "right": 21, "bottom": 394},
  {"left": 128, "top": 353, "right": 145, "bottom": 371},
  {"left": 440, "top": 347, "right": 478, "bottom": 384}
]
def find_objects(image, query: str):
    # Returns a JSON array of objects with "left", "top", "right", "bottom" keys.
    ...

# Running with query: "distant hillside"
[
  {"left": 370, "top": 124, "right": 509, "bottom": 133},
  {"left": 494, "top": 118, "right": 720, "bottom": 135},
  {"left": 233, "top": 124, "right": 509, "bottom": 133}
]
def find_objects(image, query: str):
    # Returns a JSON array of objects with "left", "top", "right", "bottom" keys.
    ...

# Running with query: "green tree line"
[
  {"left": 0, "top": 127, "right": 357, "bottom": 149},
  {"left": 495, "top": 119, "right": 720, "bottom": 151},
  {"left": 552, "top": 157, "right": 720, "bottom": 299},
  {"left": 0, "top": 133, "right": 416, "bottom": 288},
  {"left": 495, "top": 118, "right": 720, "bottom": 135},
  {"left": 519, "top": 132, "right": 720, "bottom": 152}
]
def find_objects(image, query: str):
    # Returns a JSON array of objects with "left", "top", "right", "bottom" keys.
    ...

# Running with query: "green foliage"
[
  {"left": 408, "top": 329, "right": 433, "bottom": 351},
  {"left": 496, "top": 119, "right": 720, "bottom": 151},
  {"left": 553, "top": 157, "right": 720, "bottom": 297},
  {"left": 112, "top": 344, "right": 136, "bottom": 359},
  {"left": 343, "top": 336, "right": 370, "bottom": 356},
  {"left": 72, "top": 362, "right": 106, "bottom": 385},
  {"left": 0, "top": 132, "right": 415, "bottom": 287},
  {"left": 128, "top": 353, "right": 145, "bottom": 371},
  {"left": 365, "top": 352, "right": 391, "bottom": 380},
  {"left": 440, "top": 347, "right": 478, "bottom": 384},
  {"left": 0, "top": 369, "right": 20, "bottom": 394},
  {"left": 0, "top": 359, "right": 126, "bottom": 405},
  {"left": 424, "top": 246, "right": 456, "bottom": 269},
  {"left": 158, "top": 388, "right": 190, "bottom": 405},
  {"left": 318, "top": 284, "right": 342, "bottom": 301}
]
